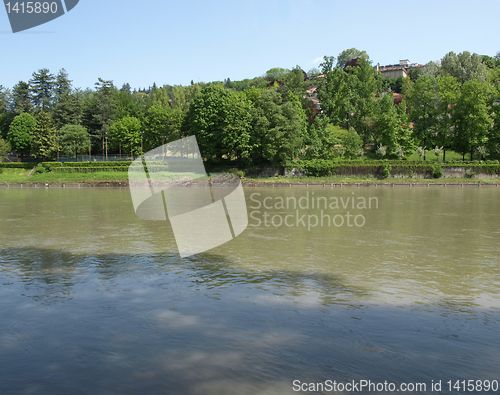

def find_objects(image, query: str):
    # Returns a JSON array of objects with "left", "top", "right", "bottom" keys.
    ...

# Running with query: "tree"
[
  {"left": 0, "top": 112, "right": 16, "bottom": 140},
  {"left": 108, "top": 116, "right": 142, "bottom": 156},
  {"left": 453, "top": 79, "right": 493, "bottom": 160},
  {"left": 304, "top": 118, "right": 339, "bottom": 160},
  {"left": 0, "top": 85, "right": 9, "bottom": 113},
  {"left": 441, "top": 51, "right": 488, "bottom": 83},
  {"left": 11, "top": 81, "right": 32, "bottom": 114},
  {"left": 436, "top": 75, "right": 460, "bottom": 161},
  {"left": 336, "top": 48, "right": 369, "bottom": 69},
  {"left": 220, "top": 92, "right": 253, "bottom": 167},
  {"left": 51, "top": 89, "right": 83, "bottom": 129},
  {"left": 183, "top": 85, "right": 254, "bottom": 165},
  {"left": 305, "top": 120, "right": 364, "bottom": 160},
  {"left": 265, "top": 67, "right": 290, "bottom": 81},
  {"left": 0, "top": 138, "right": 11, "bottom": 158},
  {"left": 54, "top": 68, "right": 72, "bottom": 100},
  {"left": 144, "top": 105, "right": 183, "bottom": 151},
  {"left": 408, "top": 75, "right": 439, "bottom": 159},
  {"left": 30, "top": 68, "right": 55, "bottom": 111},
  {"left": 150, "top": 87, "right": 171, "bottom": 108},
  {"left": 373, "top": 93, "right": 413, "bottom": 158},
  {"left": 248, "top": 89, "right": 305, "bottom": 165},
  {"left": 318, "top": 55, "right": 378, "bottom": 144},
  {"left": 7, "top": 113, "right": 36, "bottom": 155},
  {"left": 93, "top": 78, "right": 118, "bottom": 154},
  {"left": 281, "top": 66, "right": 311, "bottom": 97},
  {"left": 31, "top": 112, "right": 58, "bottom": 160},
  {"left": 121, "top": 83, "right": 131, "bottom": 94},
  {"left": 482, "top": 55, "right": 496, "bottom": 69},
  {"left": 420, "top": 61, "right": 440, "bottom": 78},
  {"left": 58, "top": 125, "right": 89, "bottom": 158}
]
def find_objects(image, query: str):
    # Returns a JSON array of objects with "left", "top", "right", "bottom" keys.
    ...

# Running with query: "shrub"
[
  {"left": 0, "top": 162, "right": 35, "bottom": 169},
  {"left": 430, "top": 164, "right": 443, "bottom": 178},
  {"left": 380, "top": 162, "right": 391, "bottom": 179},
  {"left": 223, "top": 168, "right": 245, "bottom": 178}
]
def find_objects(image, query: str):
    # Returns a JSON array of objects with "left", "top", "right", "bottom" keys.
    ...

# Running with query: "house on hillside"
[
  {"left": 305, "top": 74, "right": 325, "bottom": 111},
  {"left": 377, "top": 59, "right": 423, "bottom": 78}
]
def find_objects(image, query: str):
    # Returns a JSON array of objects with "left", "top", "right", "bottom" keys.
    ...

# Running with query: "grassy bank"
[
  {"left": 1, "top": 168, "right": 498, "bottom": 185},
  {"left": 0, "top": 168, "right": 129, "bottom": 183}
]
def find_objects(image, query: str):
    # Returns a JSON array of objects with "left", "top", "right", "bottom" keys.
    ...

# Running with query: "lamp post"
[
  {"left": 88, "top": 134, "right": 92, "bottom": 160},
  {"left": 105, "top": 133, "right": 108, "bottom": 161}
]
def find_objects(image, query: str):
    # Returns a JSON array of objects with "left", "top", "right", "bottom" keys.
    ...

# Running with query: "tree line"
[{"left": 1, "top": 48, "right": 500, "bottom": 165}]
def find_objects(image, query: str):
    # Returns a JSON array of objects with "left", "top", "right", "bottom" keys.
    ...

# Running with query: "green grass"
[
  {"left": 0, "top": 168, "right": 129, "bottom": 183},
  {"left": 406, "top": 150, "right": 469, "bottom": 162},
  {"left": 1, "top": 167, "right": 499, "bottom": 185}
]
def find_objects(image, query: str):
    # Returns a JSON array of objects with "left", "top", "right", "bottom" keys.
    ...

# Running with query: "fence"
[{"left": 56, "top": 155, "right": 136, "bottom": 163}]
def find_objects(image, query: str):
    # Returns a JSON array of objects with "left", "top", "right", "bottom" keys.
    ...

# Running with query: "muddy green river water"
[{"left": 0, "top": 186, "right": 499, "bottom": 394}]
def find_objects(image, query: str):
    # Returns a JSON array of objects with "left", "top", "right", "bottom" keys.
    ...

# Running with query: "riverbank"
[{"left": 1, "top": 174, "right": 500, "bottom": 188}]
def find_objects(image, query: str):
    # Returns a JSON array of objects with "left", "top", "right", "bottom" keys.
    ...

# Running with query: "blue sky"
[{"left": 1, "top": 0, "right": 499, "bottom": 90}]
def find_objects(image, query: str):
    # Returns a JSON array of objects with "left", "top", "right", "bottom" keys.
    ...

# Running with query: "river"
[{"left": 0, "top": 186, "right": 499, "bottom": 394}]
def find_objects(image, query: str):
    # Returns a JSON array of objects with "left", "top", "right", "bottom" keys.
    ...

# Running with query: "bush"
[
  {"left": 381, "top": 161, "right": 391, "bottom": 179},
  {"left": 430, "top": 164, "right": 443, "bottom": 178},
  {"left": 223, "top": 168, "right": 245, "bottom": 178},
  {"left": 0, "top": 162, "right": 35, "bottom": 169},
  {"left": 34, "top": 162, "right": 54, "bottom": 174},
  {"left": 42, "top": 161, "right": 63, "bottom": 167}
]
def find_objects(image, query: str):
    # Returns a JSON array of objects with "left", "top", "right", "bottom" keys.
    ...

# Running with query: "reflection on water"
[{"left": 0, "top": 187, "right": 499, "bottom": 394}]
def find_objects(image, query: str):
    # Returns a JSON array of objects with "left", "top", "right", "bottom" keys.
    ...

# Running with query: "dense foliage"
[{"left": 1, "top": 48, "right": 500, "bottom": 167}]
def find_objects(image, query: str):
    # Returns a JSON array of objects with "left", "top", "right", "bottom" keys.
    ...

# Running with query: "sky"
[{"left": 1, "top": 0, "right": 499, "bottom": 91}]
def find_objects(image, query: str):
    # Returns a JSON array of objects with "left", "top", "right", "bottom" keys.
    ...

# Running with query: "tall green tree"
[
  {"left": 248, "top": 89, "right": 305, "bottom": 165},
  {"left": 92, "top": 78, "right": 118, "bottom": 154},
  {"left": 52, "top": 89, "right": 83, "bottom": 129},
  {"left": 108, "top": 116, "right": 142, "bottom": 156},
  {"left": 0, "top": 85, "right": 9, "bottom": 113},
  {"left": 7, "top": 112, "right": 36, "bottom": 155},
  {"left": 150, "top": 87, "right": 171, "bottom": 108},
  {"left": 453, "top": 79, "right": 493, "bottom": 160},
  {"left": 318, "top": 55, "right": 377, "bottom": 144},
  {"left": 441, "top": 51, "right": 488, "bottom": 83},
  {"left": 143, "top": 105, "right": 183, "bottom": 151},
  {"left": 336, "top": 48, "right": 370, "bottom": 69},
  {"left": 58, "top": 124, "right": 89, "bottom": 158},
  {"left": 0, "top": 112, "right": 16, "bottom": 140},
  {"left": 436, "top": 75, "right": 460, "bottom": 161},
  {"left": 30, "top": 68, "right": 55, "bottom": 111},
  {"left": 282, "top": 66, "right": 311, "bottom": 97},
  {"left": 183, "top": 85, "right": 254, "bottom": 165},
  {"left": 31, "top": 112, "right": 58, "bottom": 160},
  {"left": 54, "top": 68, "right": 72, "bottom": 100},
  {"left": 11, "top": 81, "right": 32, "bottom": 114},
  {"left": 220, "top": 92, "right": 253, "bottom": 166},
  {"left": 0, "top": 138, "right": 11, "bottom": 159},
  {"left": 408, "top": 75, "right": 439, "bottom": 159},
  {"left": 373, "top": 93, "right": 413, "bottom": 158}
]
